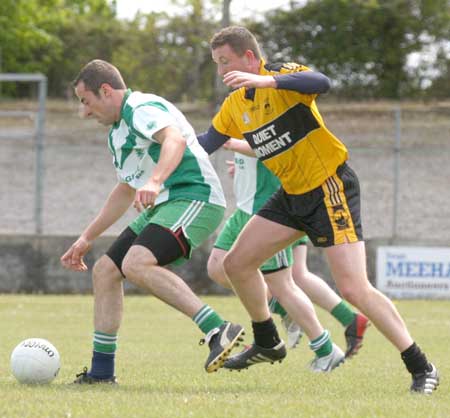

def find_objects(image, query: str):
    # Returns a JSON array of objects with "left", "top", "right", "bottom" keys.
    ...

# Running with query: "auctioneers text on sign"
[{"left": 377, "top": 246, "right": 450, "bottom": 299}]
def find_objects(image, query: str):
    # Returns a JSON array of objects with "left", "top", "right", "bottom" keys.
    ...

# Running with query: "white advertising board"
[{"left": 377, "top": 246, "right": 450, "bottom": 299}]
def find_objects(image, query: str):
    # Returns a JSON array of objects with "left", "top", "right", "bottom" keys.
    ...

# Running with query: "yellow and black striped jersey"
[{"left": 212, "top": 60, "right": 348, "bottom": 195}]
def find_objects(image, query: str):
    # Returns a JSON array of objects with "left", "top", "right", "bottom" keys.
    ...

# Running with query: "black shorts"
[
  {"left": 257, "top": 163, "right": 363, "bottom": 247},
  {"left": 106, "top": 224, "right": 190, "bottom": 275}
]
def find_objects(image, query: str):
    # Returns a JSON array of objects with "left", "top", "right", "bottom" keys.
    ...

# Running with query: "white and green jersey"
[
  {"left": 108, "top": 90, "right": 226, "bottom": 207},
  {"left": 233, "top": 153, "right": 280, "bottom": 215}
]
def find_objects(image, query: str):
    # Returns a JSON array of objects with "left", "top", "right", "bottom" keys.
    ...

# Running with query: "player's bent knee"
[
  {"left": 206, "top": 258, "right": 219, "bottom": 281},
  {"left": 207, "top": 257, "right": 225, "bottom": 284},
  {"left": 92, "top": 256, "right": 121, "bottom": 284},
  {"left": 222, "top": 251, "right": 255, "bottom": 280},
  {"left": 339, "top": 281, "right": 373, "bottom": 307},
  {"left": 222, "top": 252, "right": 237, "bottom": 278},
  {"left": 121, "top": 257, "right": 142, "bottom": 283},
  {"left": 208, "top": 263, "right": 231, "bottom": 289},
  {"left": 122, "top": 248, "right": 156, "bottom": 284}
]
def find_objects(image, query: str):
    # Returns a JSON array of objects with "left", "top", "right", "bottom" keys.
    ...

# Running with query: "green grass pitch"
[{"left": 0, "top": 295, "right": 448, "bottom": 418}]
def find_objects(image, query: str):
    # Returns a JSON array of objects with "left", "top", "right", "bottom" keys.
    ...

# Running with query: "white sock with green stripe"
[
  {"left": 309, "top": 330, "right": 333, "bottom": 358},
  {"left": 268, "top": 297, "right": 287, "bottom": 317},
  {"left": 93, "top": 331, "right": 118, "bottom": 353},
  {"left": 193, "top": 305, "right": 225, "bottom": 334},
  {"left": 90, "top": 331, "right": 118, "bottom": 379}
]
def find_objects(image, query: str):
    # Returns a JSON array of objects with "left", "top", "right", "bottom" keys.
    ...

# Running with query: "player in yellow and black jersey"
[
  {"left": 211, "top": 60, "right": 347, "bottom": 196},
  {"left": 197, "top": 26, "right": 439, "bottom": 394}
]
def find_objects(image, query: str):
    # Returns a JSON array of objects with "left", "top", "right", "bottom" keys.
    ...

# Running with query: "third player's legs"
[
  {"left": 264, "top": 267, "right": 323, "bottom": 340},
  {"left": 207, "top": 248, "right": 232, "bottom": 289},
  {"left": 223, "top": 215, "right": 303, "bottom": 322},
  {"left": 291, "top": 245, "right": 342, "bottom": 312}
]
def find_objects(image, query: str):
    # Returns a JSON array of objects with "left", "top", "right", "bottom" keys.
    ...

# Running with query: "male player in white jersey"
[
  {"left": 61, "top": 59, "right": 244, "bottom": 383},
  {"left": 207, "top": 141, "right": 368, "bottom": 371}
]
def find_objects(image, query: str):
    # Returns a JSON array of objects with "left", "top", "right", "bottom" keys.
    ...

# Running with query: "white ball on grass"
[{"left": 10, "top": 338, "right": 60, "bottom": 384}]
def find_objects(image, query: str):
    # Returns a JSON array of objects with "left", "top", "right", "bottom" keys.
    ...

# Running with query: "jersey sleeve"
[
  {"left": 275, "top": 71, "right": 330, "bottom": 94},
  {"left": 197, "top": 126, "right": 230, "bottom": 154},
  {"left": 131, "top": 104, "right": 175, "bottom": 141},
  {"left": 265, "top": 62, "right": 319, "bottom": 104},
  {"left": 278, "top": 62, "right": 311, "bottom": 74},
  {"left": 212, "top": 95, "right": 243, "bottom": 139}
]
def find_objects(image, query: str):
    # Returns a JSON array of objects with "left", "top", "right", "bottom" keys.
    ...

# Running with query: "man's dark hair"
[
  {"left": 210, "top": 26, "right": 261, "bottom": 60},
  {"left": 72, "top": 59, "right": 126, "bottom": 96}
]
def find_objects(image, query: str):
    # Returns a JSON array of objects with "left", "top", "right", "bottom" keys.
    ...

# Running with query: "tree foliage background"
[{"left": 0, "top": 0, "right": 448, "bottom": 100}]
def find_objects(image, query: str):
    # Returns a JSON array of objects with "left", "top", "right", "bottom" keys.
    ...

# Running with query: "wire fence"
[
  {"left": 1, "top": 99, "right": 449, "bottom": 244},
  {"left": 0, "top": 74, "right": 47, "bottom": 235}
]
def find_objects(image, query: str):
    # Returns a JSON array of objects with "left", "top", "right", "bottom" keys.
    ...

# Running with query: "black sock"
[
  {"left": 401, "top": 342, "right": 431, "bottom": 375},
  {"left": 252, "top": 318, "right": 281, "bottom": 348}
]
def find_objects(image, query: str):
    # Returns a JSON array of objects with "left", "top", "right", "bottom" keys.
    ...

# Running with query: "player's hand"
[
  {"left": 60, "top": 236, "right": 91, "bottom": 272},
  {"left": 226, "top": 160, "right": 236, "bottom": 178},
  {"left": 222, "top": 139, "right": 234, "bottom": 151},
  {"left": 222, "top": 71, "right": 276, "bottom": 89},
  {"left": 223, "top": 138, "right": 241, "bottom": 152},
  {"left": 134, "top": 179, "right": 160, "bottom": 212}
]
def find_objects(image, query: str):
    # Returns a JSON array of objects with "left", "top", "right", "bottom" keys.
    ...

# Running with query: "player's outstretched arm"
[
  {"left": 60, "top": 182, "right": 135, "bottom": 271},
  {"left": 221, "top": 70, "right": 330, "bottom": 95},
  {"left": 222, "top": 71, "right": 277, "bottom": 89},
  {"left": 274, "top": 71, "right": 330, "bottom": 94}
]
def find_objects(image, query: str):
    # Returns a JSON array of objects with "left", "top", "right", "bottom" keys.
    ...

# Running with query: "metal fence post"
[
  {"left": 35, "top": 76, "right": 47, "bottom": 235},
  {"left": 0, "top": 73, "right": 47, "bottom": 235},
  {"left": 392, "top": 106, "right": 401, "bottom": 240}
]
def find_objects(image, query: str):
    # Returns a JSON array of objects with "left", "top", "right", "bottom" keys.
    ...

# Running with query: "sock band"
[
  {"left": 193, "top": 305, "right": 224, "bottom": 334},
  {"left": 193, "top": 305, "right": 214, "bottom": 325},
  {"left": 268, "top": 298, "right": 287, "bottom": 318},
  {"left": 309, "top": 330, "right": 333, "bottom": 357},
  {"left": 331, "top": 301, "right": 356, "bottom": 327},
  {"left": 93, "top": 331, "right": 118, "bottom": 354}
]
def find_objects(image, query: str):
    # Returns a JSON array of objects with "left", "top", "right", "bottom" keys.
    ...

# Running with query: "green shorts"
[
  {"left": 214, "top": 208, "right": 295, "bottom": 272},
  {"left": 129, "top": 199, "right": 225, "bottom": 264},
  {"left": 292, "top": 235, "right": 309, "bottom": 247}
]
